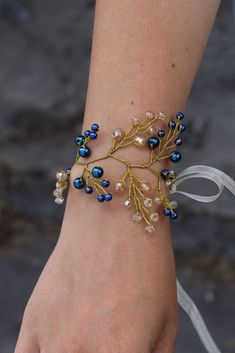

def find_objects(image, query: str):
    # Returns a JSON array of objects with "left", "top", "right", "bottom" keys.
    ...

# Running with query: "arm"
[{"left": 15, "top": 1, "right": 220, "bottom": 353}]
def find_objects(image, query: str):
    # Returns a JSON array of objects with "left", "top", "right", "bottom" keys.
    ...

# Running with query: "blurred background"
[{"left": 0, "top": 0, "right": 234, "bottom": 352}]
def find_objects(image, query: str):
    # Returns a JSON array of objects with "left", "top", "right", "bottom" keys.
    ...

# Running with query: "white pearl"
[
  {"left": 56, "top": 170, "right": 67, "bottom": 181},
  {"left": 148, "top": 127, "right": 156, "bottom": 135},
  {"left": 169, "top": 200, "right": 178, "bottom": 209},
  {"left": 131, "top": 116, "right": 139, "bottom": 126},
  {"left": 154, "top": 196, "right": 162, "bottom": 204},
  {"left": 55, "top": 197, "right": 64, "bottom": 205},
  {"left": 124, "top": 199, "right": 132, "bottom": 208},
  {"left": 150, "top": 212, "right": 159, "bottom": 222},
  {"left": 53, "top": 189, "right": 62, "bottom": 197},
  {"left": 143, "top": 198, "right": 153, "bottom": 208},
  {"left": 133, "top": 213, "right": 142, "bottom": 222},
  {"left": 145, "top": 224, "right": 155, "bottom": 233},
  {"left": 157, "top": 112, "right": 166, "bottom": 120},
  {"left": 145, "top": 111, "right": 154, "bottom": 119},
  {"left": 115, "top": 181, "right": 126, "bottom": 192},
  {"left": 165, "top": 180, "right": 172, "bottom": 188},
  {"left": 113, "top": 128, "right": 124, "bottom": 141},
  {"left": 134, "top": 135, "right": 146, "bottom": 147},
  {"left": 140, "top": 182, "right": 151, "bottom": 192}
]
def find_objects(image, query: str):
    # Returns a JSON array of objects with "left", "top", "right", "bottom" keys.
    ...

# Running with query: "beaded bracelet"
[{"left": 54, "top": 111, "right": 186, "bottom": 233}]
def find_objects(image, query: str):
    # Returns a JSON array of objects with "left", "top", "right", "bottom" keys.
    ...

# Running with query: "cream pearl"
[
  {"left": 143, "top": 198, "right": 153, "bottom": 208},
  {"left": 154, "top": 196, "right": 162, "bottom": 204},
  {"left": 56, "top": 170, "right": 67, "bottom": 182},
  {"left": 150, "top": 212, "right": 159, "bottom": 222},
  {"left": 115, "top": 181, "right": 126, "bottom": 192},
  {"left": 140, "top": 182, "right": 151, "bottom": 192},
  {"left": 148, "top": 127, "right": 157, "bottom": 135},
  {"left": 55, "top": 196, "right": 64, "bottom": 205},
  {"left": 157, "top": 112, "right": 166, "bottom": 120},
  {"left": 145, "top": 111, "right": 154, "bottom": 119},
  {"left": 124, "top": 199, "right": 132, "bottom": 208},
  {"left": 133, "top": 213, "right": 142, "bottom": 222}
]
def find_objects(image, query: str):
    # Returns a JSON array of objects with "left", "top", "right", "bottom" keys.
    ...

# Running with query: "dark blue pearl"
[
  {"left": 175, "top": 138, "right": 183, "bottom": 146},
  {"left": 84, "top": 130, "right": 91, "bottom": 137},
  {"left": 176, "top": 112, "right": 184, "bottom": 120},
  {"left": 160, "top": 169, "right": 169, "bottom": 179},
  {"left": 74, "top": 135, "right": 85, "bottom": 146},
  {"left": 104, "top": 193, "right": 112, "bottom": 201},
  {"left": 164, "top": 208, "right": 171, "bottom": 216},
  {"left": 147, "top": 136, "right": 159, "bottom": 149},
  {"left": 91, "top": 123, "right": 99, "bottom": 132},
  {"left": 92, "top": 166, "right": 104, "bottom": 178},
  {"left": 85, "top": 186, "right": 93, "bottom": 194},
  {"left": 158, "top": 129, "right": 166, "bottom": 138},
  {"left": 89, "top": 131, "right": 97, "bottom": 139},
  {"left": 79, "top": 146, "right": 91, "bottom": 157},
  {"left": 97, "top": 194, "right": 105, "bottom": 202},
  {"left": 170, "top": 212, "right": 178, "bottom": 220},
  {"left": 170, "top": 151, "right": 182, "bottom": 163},
  {"left": 178, "top": 124, "right": 186, "bottom": 132},
  {"left": 102, "top": 179, "right": 110, "bottom": 187},
  {"left": 168, "top": 121, "right": 176, "bottom": 129},
  {"left": 73, "top": 177, "right": 85, "bottom": 189}
]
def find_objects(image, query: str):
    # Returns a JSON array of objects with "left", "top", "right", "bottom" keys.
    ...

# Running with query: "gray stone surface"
[{"left": 0, "top": 0, "right": 234, "bottom": 352}]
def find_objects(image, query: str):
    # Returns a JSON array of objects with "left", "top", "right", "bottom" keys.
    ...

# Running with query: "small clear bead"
[
  {"left": 55, "top": 196, "right": 64, "bottom": 205},
  {"left": 146, "top": 224, "right": 155, "bottom": 233},
  {"left": 143, "top": 198, "right": 153, "bottom": 208},
  {"left": 53, "top": 189, "right": 62, "bottom": 197},
  {"left": 124, "top": 199, "right": 132, "bottom": 208},
  {"left": 115, "top": 181, "right": 126, "bottom": 192},
  {"left": 146, "top": 111, "right": 154, "bottom": 119},
  {"left": 134, "top": 136, "right": 146, "bottom": 147},
  {"left": 113, "top": 128, "right": 124, "bottom": 141},
  {"left": 169, "top": 200, "right": 178, "bottom": 209},
  {"left": 133, "top": 213, "right": 142, "bottom": 222},
  {"left": 165, "top": 180, "right": 172, "bottom": 188},
  {"left": 148, "top": 127, "right": 156, "bottom": 135},
  {"left": 140, "top": 182, "right": 151, "bottom": 192},
  {"left": 131, "top": 116, "right": 139, "bottom": 126},
  {"left": 56, "top": 170, "right": 67, "bottom": 181},
  {"left": 169, "top": 169, "right": 176, "bottom": 179},
  {"left": 150, "top": 212, "right": 159, "bottom": 222},
  {"left": 157, "top": 112, "right": 166, "bottom": 120},
  {"left": 154, "top": 196, "right": 162, "bottom": 204}
]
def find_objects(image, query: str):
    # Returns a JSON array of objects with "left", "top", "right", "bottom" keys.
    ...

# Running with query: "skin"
[{"left": 15, "top": 1, "right": 220, "bottom": 352}]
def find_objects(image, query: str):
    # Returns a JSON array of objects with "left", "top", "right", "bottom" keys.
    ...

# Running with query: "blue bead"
[
  {"left": 92, "top": 166, "right": 104, "bottom": 178},
  {"left": 147, "top": 136, "right": 159, "bottom": 149},
  {"left": 84, "top": 130, "right": 91, "bottom": 137},
  {"left": 168, "top": 121, "right": 176, "bottom": 129},
  {"left": 164, "top": 208, "right": 171, "bottom": 216},
  {"left": 175, "top": 138, "right": 183, "bottom": 146},
  {"left": 73, "top": 177, "right": 85, "bottom": 189},
  {"left": 74, "top": 135, "right": 85, "bottom": 146},
  {"left": 89, "top": 131, "right": 97, "bottom": 139},
  {"left": 158, "top": 129, "right": 166, "bottom": 138},
  {"left": 170, "top": 151, "right": 182, "bottom": 163},
  {"left": 105, "top": 193, "right": 112, "bottom": 201},
  {"left": 102, "top": 179, "right": 110, "bottom": 187},
  {"left": 85, "top": 186, "right": 93, "bottom": 194},
  {"left": 91, "top": 123, "right": 99, "bottom": 132},
  {"left": 170, "top": 212, "right": 178, "bottom": 220},
  {"left": 97, "top": 194, "right": 105, "bottom": 202},
  {"left": 79, "top": 146, "right": 91, "bottom": 157},
  {"left": 178, "top": 124, "right": 186, "bottom": 132},
  {"left": 176, "top": 112, "right": 184, "bottom": 120},
  {"left": 160, "top": 169, "right": 169, "bottom": 179}
]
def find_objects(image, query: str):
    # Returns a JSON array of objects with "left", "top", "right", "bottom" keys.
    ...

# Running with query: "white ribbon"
[{"left": 170, "top": 165, "right": 235, "bottom": 353}]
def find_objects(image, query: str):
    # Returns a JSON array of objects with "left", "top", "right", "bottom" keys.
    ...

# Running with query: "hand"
[{"left": 14, "top": 164, "right": 178, "bottom": 353}]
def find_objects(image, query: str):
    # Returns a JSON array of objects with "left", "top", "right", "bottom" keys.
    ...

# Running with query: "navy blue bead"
[
  {"left": 104, "top": 193, "right": 112, "bottom": 201},
  {"left": 92, "top": 166, "right": 104, "bottom": 178},
  {"left": 91, "top": 123, "right": 99, "bottom": 132},
  {"left": 178, "top": 124, "right": 186, "bottom": 132},
  {"left": 74, "top": 135, "right": 85, "bottom": 146},
  {"left": 158, "top": 129, "right": 166, "bottom": 138},
  {"left": 79, "top": 146, "right": 91, "bottom": 157},
  {"left": 102, "top": 179, "right": 110, "bottom": 187},
  {"left": 85, "top": 186, "right": 93, "bottom": 194},
  {"left": 176, "top": 112, "right": 184, "bottom": 120},
  {"left": 164, "top": 208, "right": 171, "bottom": 216},
  {"left": 97, "top": 194, "right": 105, "bottom": 202},
  {"left": 89, "top": 131, "right": 97, "bottom": 139},
  {"left": 160, "top": 169, "right": 169, "bottom": 179},
  {"left": 170, "top": 151, "right": 182, "bottom": 163},
  {"left": 175, "top": 138, "right": 183, "bottom": 146},
  {"left": 84, "top": 130, "right": 91, "bottom": 137},
  {"left": 168, "top": 121, "right": 176, "bottom": 129},
  {"left": 170, "top": 212, "right": 178, "bottom": 220},
  {"left": 147, "top": 136, "right": 159, "bottom": 149},
  {"left": 73, "top": 177, "right": 85, "bottom": 189}
]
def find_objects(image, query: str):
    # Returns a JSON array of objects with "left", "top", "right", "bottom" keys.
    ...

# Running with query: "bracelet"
[{"left": 54, "top": 110, "right": 186, "bottom": 233}]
